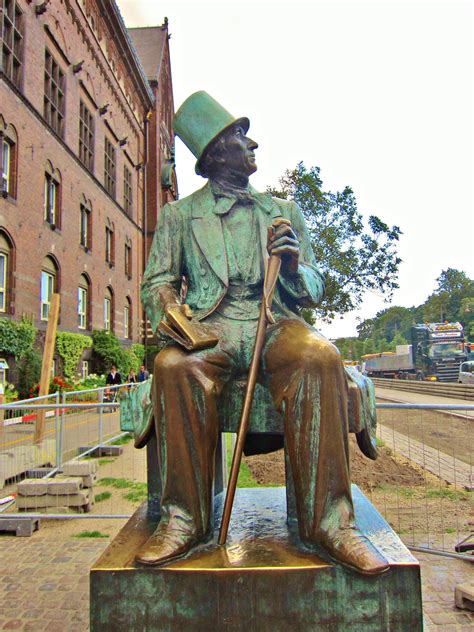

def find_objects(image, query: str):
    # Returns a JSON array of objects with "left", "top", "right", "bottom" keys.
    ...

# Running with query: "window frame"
[
  {"left": 123, "top": 165, "right": 133, "bottom": 214},
  {"left": 80, "top": 202, "right": 91, "bottom": 250},
  {"left": 105, "top": 222, "right": 114, "bottom": 267},
  {"left": 44, "top": 172, "right": 60, "bottom": 227},
  {"left": 123, "top": 304, "right": 129, "bottom": 339},
  {"left": 40, "top": 269, "right": 55, "bottom": 321},
  {"left": 2, "top": 0, "right": 24, "bottom": 88},
  {"left": 104, "top": 296, "right": 111, "bottom": 332},
  {"left": 77, "top": 285, "right": 87, "bottom": 329},
  {"left": 0, "top": 252, "right": 7, "bottom": 313},
  {"left": 79, "top": 100, "right": 95, "bottom": 171},
  {"left": 104, "top": 137, "right": 116, "bottom": 197},
  {"left": 44, "top": 49, "right": 66, "bottom": 138}
]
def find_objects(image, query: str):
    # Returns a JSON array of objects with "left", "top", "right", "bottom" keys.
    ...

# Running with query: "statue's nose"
[{"left": 247, "top": 138, "right": 258, "bottom": 150}]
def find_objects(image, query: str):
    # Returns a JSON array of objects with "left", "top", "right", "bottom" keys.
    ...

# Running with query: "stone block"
[
  {"left": 91, "top": 487, "right": 423, "bottom": 631},
  {"left": 62, "top": 459, "right": 98, "bottom": 476},
  {"left": 455, "top": 582, "right": 474, "bottom": 611},
  {"left": 17, "top": 478, "right": 49, "bottom": 496},
  {"left": 0, "top": 517, "right": 40, "bottom": 536},
  {"left": 47, "top": 477, "right": 82, "bottom": 495},
  {"left": 16, "top": 489, "right": 92, "bottom": 509},
  {"left": 80, "top": 474, "right": 97, "bottom": 488}
]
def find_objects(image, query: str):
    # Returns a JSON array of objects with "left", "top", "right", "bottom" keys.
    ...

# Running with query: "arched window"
[
  {"left": 40, "top": 255, "right": 59, "bottom": 321},
  {"left": 78, "top": 273, "right": 91, "bottom": 330},
  {"left": 0, "top": 119, "right": 18, "bottom": 199},
  {"left": 80, "top": 195, "right": 92, "bottom": 250},
  {"left": 44, "top": 161, "right": 61, "bottom": 229},
  {"left": 124, "top": 236, "right": 132, "bottom": 279},
  {"left": 0, "top": 230, "right": 15, "bottom": 314},
  {"left": 104, "top": 286, "right": 114, "bottom": 332},
  {"left": 105, "top": 218, "right": 114, "bottom": 266},
  {"left": 124, "top": 296, "right": 132, "bottom": 339}
]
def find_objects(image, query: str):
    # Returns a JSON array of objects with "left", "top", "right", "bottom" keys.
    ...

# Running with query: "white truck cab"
[{"left": 459, "top": 360, "right": 474, "bottom": 384}]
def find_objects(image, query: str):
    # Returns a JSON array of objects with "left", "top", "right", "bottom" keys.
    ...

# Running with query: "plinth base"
[{"left": 90, "top": 486, "right": 422, "bottom": 631}]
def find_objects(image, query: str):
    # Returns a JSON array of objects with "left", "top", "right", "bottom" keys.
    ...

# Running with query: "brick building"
[{"left": 0, "top": 0, "right": 176, "bottom": 379}]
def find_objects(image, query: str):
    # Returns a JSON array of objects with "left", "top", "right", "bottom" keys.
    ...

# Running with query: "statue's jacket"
[
  {"left": 141, "top": 182, "right": 325, "bottom": 330},
  {"left": 132, "top": 182, "right": 377, "bottom": 459}
]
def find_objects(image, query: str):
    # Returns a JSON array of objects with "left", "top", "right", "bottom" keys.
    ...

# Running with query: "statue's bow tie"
[{"left": 213, "top": 190, "right": 255, "bottom": 214}]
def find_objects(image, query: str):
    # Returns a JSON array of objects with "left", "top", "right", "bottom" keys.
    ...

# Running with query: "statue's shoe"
[
  {"left": 317, "top": 527, "right": 390, "bottom": 576},
  {"left": 136, "top": 518, "right": 199, "bottom": 566}
]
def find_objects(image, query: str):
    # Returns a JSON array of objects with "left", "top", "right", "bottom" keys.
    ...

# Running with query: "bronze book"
[{"left": 158, "top": 308, "right": 219, "bottom": 351}]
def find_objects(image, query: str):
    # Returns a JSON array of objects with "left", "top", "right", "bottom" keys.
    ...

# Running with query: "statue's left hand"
[{"left": 267, "top": 219, "right": 299, "bottom": 274}]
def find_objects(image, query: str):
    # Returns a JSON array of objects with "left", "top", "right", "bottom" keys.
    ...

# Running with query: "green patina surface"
[{"left": 90, "top": 487, "right": 423, "bottom": 631}]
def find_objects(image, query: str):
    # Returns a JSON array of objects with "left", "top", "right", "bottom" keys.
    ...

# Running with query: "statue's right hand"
[{"left": 164, "top": 303, "right": 193, "bottom": 320}]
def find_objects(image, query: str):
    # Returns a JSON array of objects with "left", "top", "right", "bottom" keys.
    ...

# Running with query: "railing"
[{"left": 0, "top": 389, "right": 472, "bottom": 560}]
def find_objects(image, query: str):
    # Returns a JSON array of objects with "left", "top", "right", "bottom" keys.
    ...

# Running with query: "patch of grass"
[
  {"left": 95, "top": 491, "right": 112, "bottom": 503},
  {"left": 425, "top": 487, "right": 469, "bottom": 502},
  {"left": 99, "top": 477, "right": 133, "bottom": 489},
  {"left": 375, "top": 484, "right": 417, "bottom": 498},
  {"left": 445, "top": 527, "right": 456, "bottom": 534},
  {"left": 73, "top": 530, "right": 109, "bottom": 538},
  {"left": 225, "top": 434, "right": 260, "bottom": 488},
  {"left": 98, "top": 458, "right": 115, "bottom": 466},
  {"left": 110, "top": 434, "right": 133, "bottom": 445},
  {"left": 123, "top": 483, "right": 147, "bottom": 503},
  {"left": 376, "top": 437, "right": 386, "bottom": 448}
]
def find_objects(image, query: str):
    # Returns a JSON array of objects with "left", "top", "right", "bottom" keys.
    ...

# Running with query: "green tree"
[
  {"left": 268, "top": 163, "right": 402, "bottom": 321},
  {"left": 423, "top": 269, "right": 473, "bottom": 324}
]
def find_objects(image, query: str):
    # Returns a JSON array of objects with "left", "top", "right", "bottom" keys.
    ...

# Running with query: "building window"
[
  {"left": 77, "top": 274, "right": 90, "bottom": 330},
  {"left": 0, "top": 252, "right": 7, "bottom": 313},
  {"left": 79, "top": 101, "right": 94, "bottom": 171},
  {"left": 44, "top": 49, "right": 65, "bottom": 137},
  {"left": 0, "top": 231, "right": 14, "bottom": 314},
  {"left": 78, "top": 286, "right": 87, "bottom": 329},
  {"left": 0, "top": 358, "right": 8, "bottom": 385},
  {"left": 123, "top": 166, "right": 132, "bottom": 214},
  {"left": 105, "top": 221, "right": 114, "bottom": 266},
  {"left": 2, "top": 0, "right": 24, "bottom": 88},
  {"left": 80, "top": 201, "right": 91, "bottom": 249},
  {"left": 40, "top": 256, "right": 58, "bottom": 321},
  {"left": 44, "top": 173, "right": 60, "bottom": 227},
  {"left": 104, "top": 287, "right": 113, "bottom": 332},
  {"left": 1, "top": 124, "right": 18, "bottom": 198},
  {"left": 124, "top": 240, "right": 132, "bottom": 278},
  {"left": 123, "top": 304, "right": 129, "bottom": 339},
  {"left": 81, "top": 360, "right": 89, "bottom": 379},
  {"left": 104, "top": 138, "right": 116, "bottom": 197},
  {"left": 41, "top": 270, "right": 54, "bottom": 321}
]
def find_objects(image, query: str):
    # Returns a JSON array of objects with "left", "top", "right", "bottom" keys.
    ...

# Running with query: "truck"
[{"left": 361, "top": 322, "right": 466, "bottom": 382}]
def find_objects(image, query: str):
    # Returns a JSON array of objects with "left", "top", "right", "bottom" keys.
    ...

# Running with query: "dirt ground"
[{"left": 244, "top": 435, "right": 473, "bottom": 542}]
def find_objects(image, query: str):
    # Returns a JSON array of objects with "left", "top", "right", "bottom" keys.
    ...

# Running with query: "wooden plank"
[{"left": 34, "top": 293, "right": 60, "bottom": 444}]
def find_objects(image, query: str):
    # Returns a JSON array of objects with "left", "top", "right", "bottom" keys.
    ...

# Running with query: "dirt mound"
[{"left": 244, "top": 436, "right": 427, "bottom": 492}]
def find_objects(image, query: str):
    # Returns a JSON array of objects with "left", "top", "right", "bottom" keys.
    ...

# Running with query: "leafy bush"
[
  {"left": 79, "top": 373, "right": 106, "bottom": 389},
  {"left": 91, "top": 330, "right": 126, "bottom": 374},
  {"left": 0, "top": 316, "right": 36, "bottom": 359},
  {"left": 56, "top": 332, "right": 92, "bottom": 380},
  {"left": 18, "top": 348, "right": 42, "bottom": 399}
]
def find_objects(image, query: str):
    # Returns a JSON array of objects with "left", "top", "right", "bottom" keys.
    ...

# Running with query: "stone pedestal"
[{"left": 90, "top": 486, "right": 423, "bottom": 631}]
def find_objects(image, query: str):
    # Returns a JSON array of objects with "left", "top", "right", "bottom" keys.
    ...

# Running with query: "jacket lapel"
[{"left": 191, "top": 184, "right": 228, "bottom": 286}]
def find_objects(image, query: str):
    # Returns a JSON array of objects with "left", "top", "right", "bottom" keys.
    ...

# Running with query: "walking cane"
[{"left": 218, "top": 218, "right": 290, "bottom": 545}]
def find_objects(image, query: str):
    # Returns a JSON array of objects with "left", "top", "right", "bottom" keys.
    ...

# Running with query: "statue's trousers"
[{"left": 153, "top": 315, "right": 355, "bottom": 542}]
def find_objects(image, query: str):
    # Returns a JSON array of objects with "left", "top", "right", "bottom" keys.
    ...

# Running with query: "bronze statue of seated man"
[{"left": 138, "top": 91, "right": 389, "bottom": 576}]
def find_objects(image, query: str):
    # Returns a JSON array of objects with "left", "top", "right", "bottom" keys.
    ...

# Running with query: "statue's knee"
[
  {"left": 154, "top": 347, "right": 186, "bottom": 377},
  {"left": 300, "top": 337, "right": 341, "bottom": 371}
]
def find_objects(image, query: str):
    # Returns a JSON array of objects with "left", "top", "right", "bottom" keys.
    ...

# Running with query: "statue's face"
[{"left": 220, "top": 124, "right": 258, "bottom": 177}]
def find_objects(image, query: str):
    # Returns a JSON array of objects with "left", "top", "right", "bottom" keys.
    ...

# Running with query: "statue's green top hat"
[{"left": 174, "top": 91, "right": 249, "bottom": 175}]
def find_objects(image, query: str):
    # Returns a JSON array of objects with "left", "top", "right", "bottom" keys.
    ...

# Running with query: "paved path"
[
  {"left": 378, "top": 424, "right": 473, "bottom": 490},
  {"left": 0, "top": 524, "right": 473, "bottom": 630}
]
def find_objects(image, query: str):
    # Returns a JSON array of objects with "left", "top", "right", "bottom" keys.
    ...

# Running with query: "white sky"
[{"left": 118, "top": 0, "right": 473, "bottom": 339}]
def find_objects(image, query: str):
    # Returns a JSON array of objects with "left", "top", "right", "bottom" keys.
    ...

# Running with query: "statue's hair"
[{"left": 196, "top": 134, "right": 228, "bottom": 179}]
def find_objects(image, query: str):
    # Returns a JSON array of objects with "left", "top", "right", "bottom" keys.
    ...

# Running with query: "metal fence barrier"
[{"left": 0, "top": 388, "right": 472, "bottom": 560}]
